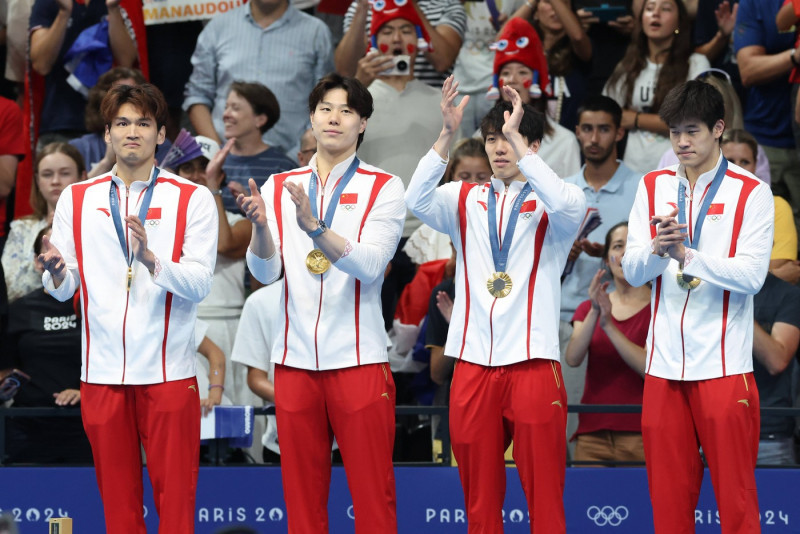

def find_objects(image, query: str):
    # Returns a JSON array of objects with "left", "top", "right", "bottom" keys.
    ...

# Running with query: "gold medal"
[
  {"left": 676, "top": 270, "right": 701, "bottom": 290},
  {"left": 487, "top": 272, "right": 513, "bottom": 298},
  {"left": 306, "top": 249, "right": 331, "bottom": 275}
]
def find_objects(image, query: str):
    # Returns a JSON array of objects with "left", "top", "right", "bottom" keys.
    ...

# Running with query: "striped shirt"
[
  {"left": 183, "top": 4, "right": 334, "bottom": 154},
  {"left": 221, "top": 147, "right": 297, "bottom": 213},
  {"left": 343, "top": 0, "right": 467, "bottom": 87}
]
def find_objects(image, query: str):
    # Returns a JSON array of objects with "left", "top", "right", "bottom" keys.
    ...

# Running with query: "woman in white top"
[
  {"left": 603, "top": 0, "right": 709, "bottom": 173},
  {"left": 2, "top": 143, "right": 86, "bottom": 302}
]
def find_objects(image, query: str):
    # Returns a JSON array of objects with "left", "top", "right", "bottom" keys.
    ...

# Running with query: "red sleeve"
[
  {"left": 0, "top": 98, "right": 25, "bottom": 158},
  {"left": 571, "top": 299, "right": 593, "bottom": 323}
]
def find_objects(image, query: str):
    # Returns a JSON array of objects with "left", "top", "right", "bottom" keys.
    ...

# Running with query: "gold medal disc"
[
  {"left": 487, "top": 272, "right": 513, "bottom": 298},
  {"left": 676, "top": 270, "right": 701, "bottom": 290},
  {"left": 306, "top": 249, "right": 331, "bottom": 275}
]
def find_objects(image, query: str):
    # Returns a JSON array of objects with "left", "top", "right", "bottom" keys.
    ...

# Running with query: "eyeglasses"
[{"left": 695, "top": 68, "right": 732, "bottom": 84}]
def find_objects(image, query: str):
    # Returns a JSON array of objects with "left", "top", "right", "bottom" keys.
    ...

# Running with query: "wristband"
[
  {"left": 208, "top": 384, "right": 224, "bottom": 391},
  {"left": 634, "top": 112, "right": 641, "bottom": 130},
  {"left": 210, "top": 189, "right": 223, "bottom": 196}
]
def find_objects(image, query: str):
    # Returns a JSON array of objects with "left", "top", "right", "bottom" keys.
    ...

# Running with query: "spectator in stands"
[
  {"left": 693, "top": 0, "right": 741, "bottom": 97},
  {"left": 623, "top": 80, "right": 772, "bottom": 534},
  {"left": 560, "top": 96, "right": 640, "bottom": 451},
  {"left": 0, "top": 96, "right": 26, "bottom": 248},
  {"left": 512, "top": 0, "right": 593, "bottom": 131},
  {"left": 215, "top": 81, "right": 297, "bottom": 214},
  {"left": 3, "top": 225, "right": 93, "bottom": 464},
  {"left": 353, "top": 0, "right": 445, "bottom": 330},
  {"left": 491, "top": 18, "right": 581, "bottom": 178},
  {"left": 752, "top": 273, "right": 800, "bottom": 465},
  {"left": 338, "top": 0, "right": 466, "bottom": 88},
  {"left": 604, "top": 0, "right": 710, "bottom": 174},
  {"left": 2, "top": 143, "right": 85, "bottom": 303},
  {"left": 184, "top": 0, "right": 333, "bottom": 154},
  {"left": 565, "top": 222, "right": 649, "bottom": 465},
  {"left": 296, "top": 128, "right": 317, "bottom": 167},
  {"left": 404, "top": 138, "right": 490, "bottom": 266},
  {"left": 170, "top": 134, "right": 254, "bottom": 406},
  {"left": 735, "top": 0, "right": 800, "bottom": 235},
  {"left": 69, "top": 68, "right": 172, "bottom": 178},
  {"left": 720, "top": 129, "right": 799, "bottom": 284},
  {"left": 450, "top": 0, "right": 525, "bottom": 138},
  {"left": 29, "top": 0, "right": 137, "bottom": 143}
]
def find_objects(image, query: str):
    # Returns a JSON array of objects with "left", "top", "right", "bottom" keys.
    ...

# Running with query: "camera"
[{"left": 380, "top": 55, "right": 412, "bottom": 76}]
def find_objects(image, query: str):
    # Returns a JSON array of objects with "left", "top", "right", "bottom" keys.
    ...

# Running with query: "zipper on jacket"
[{"left": 121, "top": 185, "right": 131, "bottom": 384}]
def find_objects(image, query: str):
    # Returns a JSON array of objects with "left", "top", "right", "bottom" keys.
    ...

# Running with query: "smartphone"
[
  {"left": 584, "top": 4, "right": 628, "bottom": 22},
  {"left": 0, "top": 369, "right": 31, "bottom": 401}
]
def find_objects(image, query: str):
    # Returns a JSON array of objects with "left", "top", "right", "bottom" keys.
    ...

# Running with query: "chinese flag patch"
[
  {"left": 146, "top": 207, "right": 162, "bottom": 220},
  {"left": 520, "top": 200, "right": 537, "bottom": 213},
  {"left": 340, "top": 193, "right": 358, "bottom": 204},
  {"left": 707, "top": 203, "right": 724, "bottom": 215}
]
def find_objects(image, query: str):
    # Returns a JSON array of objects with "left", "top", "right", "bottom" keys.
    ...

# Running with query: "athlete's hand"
[
  {"left": 39, "top": 235, "right": 67, "bottom": 287},
  {"left": 237, "top": 179, "right": 268, "bottom": 227},
  {"left": 649, "top": 208, "right": 686, "bottom": 259},
  {"left": 284, "top": 181, "right": 317, "bottom": 233},
  {"left": 126, "top": 215, "right": 156, "bottom": 272}
]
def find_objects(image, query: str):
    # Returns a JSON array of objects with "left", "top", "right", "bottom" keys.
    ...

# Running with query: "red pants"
[
  {"left": 642, "top": 374, "right": 760, "bottom": 534},
  {"left": 274, "top": 363, "right": 397, "bottom": 534},
  {"left": 81, "top": 378, "right": 200, "bottom": 534},
  {"left": 450, "top": 359, "right": 567, "bottom": 534}
]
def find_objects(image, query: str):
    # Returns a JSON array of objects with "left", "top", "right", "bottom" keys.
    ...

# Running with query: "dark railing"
[{"left": 1, "top": 405, "right": 798, "bottom": 467}]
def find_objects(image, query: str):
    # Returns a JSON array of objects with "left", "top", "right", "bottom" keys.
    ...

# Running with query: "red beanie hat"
[
  {"left": 368, "top": 0, "right": 432, "bottom": 54},
  {"left": 487, "top": 17, "right": 549, "bottom": 101}
]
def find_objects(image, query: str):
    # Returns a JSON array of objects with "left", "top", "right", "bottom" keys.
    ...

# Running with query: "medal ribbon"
[
  {"left": 487, "top": 181, "right": 532, "bottom": 273},
  {"left": 677, "top": 157, "right": 727, "bottom": 249},
  {"left": 109, "top": 167, "right": 159, "bottom": 268},
  {"left": 308, "top": 157, "right": 360, "bottom": 227}
]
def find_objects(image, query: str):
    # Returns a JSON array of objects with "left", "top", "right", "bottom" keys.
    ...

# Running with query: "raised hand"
[
  {"left": 39, "top": 235, "right": 67, "bottom": 286},
  {"left": 356, "top": 51, "right": 395, "bottom": 87},
  {"left": 440, "top": 75, "right": 469, "bottom": 135},
  {"left": 237, "top": 179, "right": 268, "bottom": 227},
  {"left": 283, "top": 181, "right": 317, "bottom": 233},
  {"left": 715, "top": 1, "right": 737, "bottom": 39},
  {"left": 206, "top": 138, "right": 234, "bottom": 190}
]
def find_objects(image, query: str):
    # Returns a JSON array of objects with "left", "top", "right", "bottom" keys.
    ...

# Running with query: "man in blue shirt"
[
  {"left": 184, "top": 0, "right": 334, "bottom": 155},
  {"left": 734, "top": 0, "right": 800, "bottom": 236},
  {"left": 560, "top": 95, "right": 641, "bottom": 447}
]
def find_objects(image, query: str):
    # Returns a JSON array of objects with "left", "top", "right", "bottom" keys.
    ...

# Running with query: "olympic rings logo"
[
  {"left": 707, "top": 215, "right": 721, "bottom": 222},
  {"left": 146, "top": 220, "right": 160, "bottom": 227},
  {"left": 586, "top": 505, "right": 629, "bottom": 526}
]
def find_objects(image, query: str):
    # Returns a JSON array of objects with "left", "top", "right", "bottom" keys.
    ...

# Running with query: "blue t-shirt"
[
  {"left": 560, "top": 161, "right": 641, "bottom": 321},
  {"left": 30, "top": 0, "right": 108, "bottom": 134},
  {"left": 733, "top": 0, "right": 795, "bottom": 148},
  {"left": 221, "top": 146, "right": 297, "bottom": 213}
]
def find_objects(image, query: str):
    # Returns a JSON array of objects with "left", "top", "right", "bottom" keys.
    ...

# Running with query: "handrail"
[{"left": 1, "top": 404, "right": 798, "bottom": 467}]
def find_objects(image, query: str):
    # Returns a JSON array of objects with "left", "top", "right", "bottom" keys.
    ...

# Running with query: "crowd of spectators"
[{"left": 0, "top": 0, "right": 798, "bottom": 468}]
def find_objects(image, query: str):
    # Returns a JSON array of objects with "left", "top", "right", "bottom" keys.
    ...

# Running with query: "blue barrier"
[{"left": 0, "top": 467, "right": 797, "bottom": 533}]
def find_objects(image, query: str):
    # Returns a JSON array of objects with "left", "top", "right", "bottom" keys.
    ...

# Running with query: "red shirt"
[
  {"left": 572, "top": 298, "right": 649, "bottom": 436},
  {"left": 785, "top": 0, "right": 800, "bottom": 83}
]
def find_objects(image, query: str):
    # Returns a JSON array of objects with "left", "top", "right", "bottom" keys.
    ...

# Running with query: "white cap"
[{"left": 194, "top": 136, "right": 221, "bottom": 161}]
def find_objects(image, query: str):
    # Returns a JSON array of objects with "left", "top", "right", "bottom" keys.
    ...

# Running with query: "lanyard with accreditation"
[{"left": 109, "top": 167, "right": 159, "bottom": 291}]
